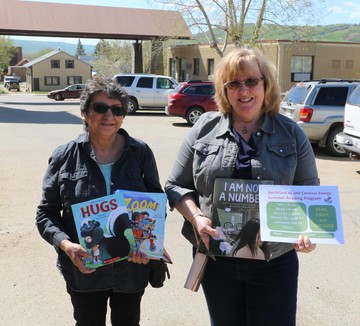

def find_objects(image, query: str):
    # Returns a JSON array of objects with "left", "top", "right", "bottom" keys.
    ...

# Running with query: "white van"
[{"left": 336, "top": 84, "right": 360, "bottom": 158}]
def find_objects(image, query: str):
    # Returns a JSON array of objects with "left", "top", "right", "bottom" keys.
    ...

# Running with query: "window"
[
  {"left": 314, "top": 87, "right": 349, "bottom": 106},
  {"left": 291, "top": 56, "right": 313, "bottom": 81},
  {"left": 45, "top": 76, "right": 60, "bottom": 85},
  {"left": 115, "top": 76, "right": 135, "bottom": 87},
  {"left": 136, "top": 77, "right": 154, "bottom": 88},
  {"left": 67, "top": 76, "right": 82, "bottom": 84},
  {"left": 346, "top": 60, "right": 354, "bottom": 69},
  {"left": 66, "top": 60, "right": 74, "bottom": 69},
  {"left": 51, "top": 60, "right": 60, "bottom": 68},
  {"left": 332, "top": 60, "right": 340, "bottom": 69},
  {"left": 207, "top": 59, "right": 215, "bottom": 76},
  {"left": 156, "top": 77, "right": 173, "bottom": 89},
  {"left": 193, "top": 58, "right": 200, "bottom": 76}
]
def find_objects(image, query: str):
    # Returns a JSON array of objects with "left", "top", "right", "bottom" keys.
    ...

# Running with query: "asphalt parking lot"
[{"left": 0, "top": 93, "right": 359, "bottom": 325}]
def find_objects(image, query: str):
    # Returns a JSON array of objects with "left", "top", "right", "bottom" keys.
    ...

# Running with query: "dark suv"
[
  {"left": 280, "top": 79, "right": 360, "bottom": 156},
  {"left": 165, "top": 80, "right": 218, "bottom": 125}
]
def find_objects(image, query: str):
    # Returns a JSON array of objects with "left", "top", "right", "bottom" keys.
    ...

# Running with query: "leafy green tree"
[
  {"left": 75, "top": 39, "right": 86, "bottom": 57},
  {"left": 0, "top": 37, "right": 17, "bottom": 71},
  {"left": 93, "top": 40, "right": 133, "bottom": 77}
]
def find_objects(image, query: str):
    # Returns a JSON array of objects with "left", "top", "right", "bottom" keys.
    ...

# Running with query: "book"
[
  {"left": 115, "top": 189, "right": 167, "bottom": 260},
  {"left": 71, "top": 193, "right": 137, "bottom": 269},
  {"left": 209, "top": 178, "right": 274, "bottom": 260},
  {"left": 71, "top": 191, "right": 167, "bottom": 269}
]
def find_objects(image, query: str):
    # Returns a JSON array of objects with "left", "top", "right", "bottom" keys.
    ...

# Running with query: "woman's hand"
[
  {"left": 60, "top": 239, "right": 96, "bottom": 274},
  {"left": 128, "top": 250, "right": 150, "bottom": 264},
  {"left": 193, "top": 215, "right": 219, "bottom": 250},
  {"left": 293, "top": 235, "right": 316, "bottom": 253}
]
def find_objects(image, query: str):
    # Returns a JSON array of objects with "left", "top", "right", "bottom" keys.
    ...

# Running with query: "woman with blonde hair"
[{"left": 166, "top": 47, "right": 318, "bottom": 325}]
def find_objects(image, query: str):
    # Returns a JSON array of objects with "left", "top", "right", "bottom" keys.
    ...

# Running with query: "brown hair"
[{"left": 214, "top": 47, "right": 281, "bottom": 115}]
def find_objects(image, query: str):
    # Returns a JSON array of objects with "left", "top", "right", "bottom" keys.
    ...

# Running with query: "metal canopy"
[{"left": 0, "top": 0, "right": 192, "bottom": 41}]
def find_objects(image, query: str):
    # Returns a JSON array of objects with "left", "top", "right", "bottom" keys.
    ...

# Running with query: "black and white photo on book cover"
[{"left": 209, "top": 178, "right": 274, "bottom": 260}]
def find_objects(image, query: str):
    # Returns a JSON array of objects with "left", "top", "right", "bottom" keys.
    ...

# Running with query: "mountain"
[{"left": 13, "top": 39, "right": 96, "bottom": 58}]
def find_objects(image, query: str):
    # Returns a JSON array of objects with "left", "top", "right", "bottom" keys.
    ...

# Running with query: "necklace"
[{"left": 241, "top": 127, "right": 248, "bottom": 134}]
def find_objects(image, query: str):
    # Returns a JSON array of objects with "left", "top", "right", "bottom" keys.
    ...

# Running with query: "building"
[
  {"left": 23, "top": 50, "right": 92, "bottom": 92},
  {"left": 167, "top": 40, "right": 360, "bottom": 92}
]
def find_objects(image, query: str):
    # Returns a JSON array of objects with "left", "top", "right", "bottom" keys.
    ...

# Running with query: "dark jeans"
[
  {"left": 201, "top": 249, "right": 299, "bottom": 326},
  {"left": 66, "top": 285, "right": 144, "bottom": 326}
]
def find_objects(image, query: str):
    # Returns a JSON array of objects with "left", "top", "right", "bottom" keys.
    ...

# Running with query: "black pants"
[
  {"left": 66, "top": 285, "right": 144, "bottom": 326},
  {"left": 201, "top": 249, "right": 299, "bottom": 326}
]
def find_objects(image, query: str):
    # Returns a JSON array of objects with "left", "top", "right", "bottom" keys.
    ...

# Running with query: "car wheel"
[
  {"left": 54, "top": 93, "right": 63, "bottom": 101},
  {"left": 127, "top": 98, "right": 138, "bottom": 114},
  {"left": 326, "top": 126, "right": 347, "bottom": 157},
  {"left": 186, "top": 107, "right": 204, "bottom": 125}
]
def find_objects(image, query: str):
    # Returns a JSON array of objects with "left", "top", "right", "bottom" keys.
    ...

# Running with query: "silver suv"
[
  {"left": 113, "top": 74, "right": 179, "bottom": 114},
  {"left": 336, "top": 84, "right": 360, "bottom": 158},
  {"left": 280, "top": 79, "right": 360, "bottom": 156}
]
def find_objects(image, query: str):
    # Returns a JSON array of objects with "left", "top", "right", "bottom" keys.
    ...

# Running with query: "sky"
[{"left": 12, "top": 0, "right": 360, "bottom": 45}]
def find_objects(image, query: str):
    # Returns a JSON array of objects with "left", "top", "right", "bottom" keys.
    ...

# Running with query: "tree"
[
  {"left": 75, "top": 39, "right": 86, "bottom": 57},
  {"left": 0, "top": 37, "right": 17, "bottom": 71},
  {"left": 156, "top": 0, "right": 325, "bottom": 57},
  {"left": 93, "top": 39, "right": 133, "bottom": 77}
]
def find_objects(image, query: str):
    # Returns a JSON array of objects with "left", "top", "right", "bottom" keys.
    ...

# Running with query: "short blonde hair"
[{"left": 214, "top": 47, "right": 281, "bottom": 115}]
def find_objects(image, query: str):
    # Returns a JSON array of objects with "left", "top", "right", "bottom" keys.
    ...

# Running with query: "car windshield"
[
  {"left": 283, "top": 84, "right": 312, "bottom": 104},
  {"left": 348, "top": 87, "right": 360, "bottom": 106}
]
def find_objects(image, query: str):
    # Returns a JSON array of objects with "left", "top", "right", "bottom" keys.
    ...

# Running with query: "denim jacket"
[
  {"left": 36, "top": 128, "right": 163, "bottom": 292},
  {"left": 165, "top": 111, "right": 319, "bottom": 261}
]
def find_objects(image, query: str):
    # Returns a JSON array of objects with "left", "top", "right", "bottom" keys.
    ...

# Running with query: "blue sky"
[{"left": 14, "top": 0, "right": 360, "bottom": 45}]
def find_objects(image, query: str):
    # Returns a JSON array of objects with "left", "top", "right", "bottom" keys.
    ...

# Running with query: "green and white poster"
[{"left": 259, "top": 185, "right": 344, "bottom": 244}]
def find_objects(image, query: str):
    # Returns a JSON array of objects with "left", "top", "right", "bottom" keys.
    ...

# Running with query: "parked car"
[
  {"left": 336, "top": 84, "right": 360, "bottom": 159},
  {"left": 113, "top": 74, "right": 179, "bottom": 114},
  {"left": 47, "top": 84, "right": 85, "bottom": 101},
  {"left": 165, "top": 80, "right": 218, "bottom": 125},
  {"left": 3, "top": 76, "right": 20, "bottom": 91},
  {"left": 280, "top": 79, "right": 360, "bottom": 156}
]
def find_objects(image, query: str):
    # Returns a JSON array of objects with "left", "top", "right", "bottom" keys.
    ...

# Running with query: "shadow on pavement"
[{"left": 0, "top": 106, "right": 82, "bottom": 124}]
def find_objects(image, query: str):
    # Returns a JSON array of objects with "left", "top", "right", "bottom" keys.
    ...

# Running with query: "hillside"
[
  {"left": 189, "top": 23, "right": 360, "bottom": 44},
  {"left": 12, "top": 23, "right": 360, "bottom": 59}
]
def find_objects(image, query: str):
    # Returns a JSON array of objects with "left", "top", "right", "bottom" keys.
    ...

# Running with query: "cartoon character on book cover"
[
  {"left": 209, "top": 178, "right": 273, "bottom": 260},
  {"left": 116, "top": 190, "right": 166, "bottom": 259},
  {"left": 71, "top": 194, "right": 137, "bottom": 269}
]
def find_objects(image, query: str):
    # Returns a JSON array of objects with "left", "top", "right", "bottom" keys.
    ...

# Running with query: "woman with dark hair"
[
  {"left": 36, "top": 76, "right": 163, "bottom": 326},
  {"left": 232, "top": 218, "right": 265, "bottom": 260}
]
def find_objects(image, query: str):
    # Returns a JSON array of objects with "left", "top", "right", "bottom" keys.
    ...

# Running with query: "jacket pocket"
[
  {"left": 59, "top": 169, "right": 89, "bottom": 203},
  {"left": 267, "top": 143, "right": 296, "bottom": 182}
]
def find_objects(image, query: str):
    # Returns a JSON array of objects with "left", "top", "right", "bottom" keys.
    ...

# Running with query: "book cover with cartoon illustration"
[
  {"left": 209, "top": 178, "right": 274, "bottom": 260},
  {"left": 71, "top": 193, "right": 137, "bottom": 269},
  {"left": 115, "top": 189, "right": 167, "bottom": 260}
]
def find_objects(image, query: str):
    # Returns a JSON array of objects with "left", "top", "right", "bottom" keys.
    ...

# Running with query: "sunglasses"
[
  {"left": 90, "top": 102, "right": 126, "bottom": 116},
  {"left": 224, "top": 77, "right": 264, "bottom": 90}
]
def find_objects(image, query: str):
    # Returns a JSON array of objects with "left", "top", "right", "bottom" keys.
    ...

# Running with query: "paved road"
[{"left": 0, "top": 93, "right": 359, "bottom": 325}]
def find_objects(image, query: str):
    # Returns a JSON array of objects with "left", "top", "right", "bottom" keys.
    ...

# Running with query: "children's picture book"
[
  {"left": 71, "top": 190, "right": 167, "bottom": 269},
  {"left": 258, "top": 184, "right": 344, "bottom": 244},
  {"left": 209, "top": 178, "right": 274, "bottom": 260},
  {"left": 71, "top": 193, "right": 137, "bottom": 269},
  {"left": 115, "top": 189, "right": 167, "bottom": 260}
]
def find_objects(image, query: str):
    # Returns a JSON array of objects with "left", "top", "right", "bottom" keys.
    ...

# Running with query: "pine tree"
[{"left": 75, "top": 39, "right": 86, "bottom": 57}]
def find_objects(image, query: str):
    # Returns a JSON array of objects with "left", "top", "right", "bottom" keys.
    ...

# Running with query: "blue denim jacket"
[
  {"left": 36, "top": 128, "right": 163, "bottom": 292},
  {"left": 165, "top": 111, "right": 319, "bottom": 261}
]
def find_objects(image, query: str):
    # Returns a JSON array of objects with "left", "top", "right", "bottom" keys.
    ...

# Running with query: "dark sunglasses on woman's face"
[
  {"left": 224, "top": 77, "right": 264, "bottom": 90},
  {"left": 90, "top": 102, "right": 127, "bottom": 116}
]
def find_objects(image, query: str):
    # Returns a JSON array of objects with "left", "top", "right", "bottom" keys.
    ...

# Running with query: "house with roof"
[{"left": 23, "top": 50, "right": 92, "bottom": 92}]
